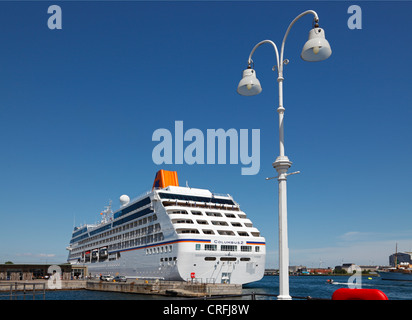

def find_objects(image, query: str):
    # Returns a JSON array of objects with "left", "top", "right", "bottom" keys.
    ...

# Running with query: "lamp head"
[
  {"left": 301, "top": 27, "right": 332, "bottom": 62},
  {"left": 237, "top": 67, "right": 262, "bottom": 96}
]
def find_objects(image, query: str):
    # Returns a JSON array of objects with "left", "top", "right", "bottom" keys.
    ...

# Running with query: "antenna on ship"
[{"left": 100, "top": 200, "right": 113, "bottom": 224}]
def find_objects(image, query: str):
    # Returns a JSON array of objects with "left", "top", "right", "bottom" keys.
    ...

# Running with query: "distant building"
[
  {"left": 389, "top": 252, "right": 412, "bottom": 267},
  {"left": 358, "top": 265, "right": 379, "bottom": 272},
  {"left": 308, "top": 267, "right": 333, "bottom": 275},
  {"left": 289, "top": 266, "right": 306, "bottom": 273},
  {"left": 264, "top": 269, "right": 277, "bottom": 276},
  {"left": 334, "top": 263, "right": 356, "bottom": 273},
  {"left": 0, "top": 263, "right": 74, "bottom": 280},
  {"left": 334, "top": 263, "right": 379, "bottom": 273}
]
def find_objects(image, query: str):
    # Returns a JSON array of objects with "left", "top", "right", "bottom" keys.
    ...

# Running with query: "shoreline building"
[{"left": 389, "top": 252, "right": 412, "bottom": 267}]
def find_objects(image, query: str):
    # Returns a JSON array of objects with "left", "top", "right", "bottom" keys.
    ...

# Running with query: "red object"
[
  {"left": 190, "top": 272, "right": 195, "bottom": 279},
  {"left": 332, "top": 288, "right": 388, "bottom": 300}
]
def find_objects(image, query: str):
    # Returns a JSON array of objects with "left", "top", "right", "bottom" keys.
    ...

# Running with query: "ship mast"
[
  {"left": 100, "top": 200, "right": 113, "bottom": 224},
  {"left": 395, "top": 243, "right": 398, "bottom": 268}
]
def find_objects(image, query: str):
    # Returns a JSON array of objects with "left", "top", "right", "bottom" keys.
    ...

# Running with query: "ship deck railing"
[{"left": 162, "top": 201, "right": 240, "bottom": 211}]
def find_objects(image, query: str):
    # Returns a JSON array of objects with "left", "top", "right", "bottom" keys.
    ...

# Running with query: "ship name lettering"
[{"left": 213, "top": 240, "right": 244, "bottom": 245}]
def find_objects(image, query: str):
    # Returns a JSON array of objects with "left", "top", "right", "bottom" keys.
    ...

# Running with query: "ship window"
[
  {"left": 220, "top": 257, "right": 237, "bottom": 262},
  {"left": 205, "top": 244, "right": 217, "bottom": 251},
  {"left": 176, "top": 228, "right": 200, "bottom": 234},
  {"left": 158, "top": 192, "right": 235, "bottom": 206},
  {"left": 168, "top": 210, "right": 188, "bottom": 215},
  {"left": 244, "top": 223, "right": 253, "bottom": 227},
  {"left": 204, "top": 257, "right": 216, "bottom": 261},
  {"left": 240, "top": 258, "right": 251, "bottom": 261},
  {"left": 211, "top": 221, "right": 228, "bottom": 226},
  {"left": 195, "top": 244, "right": 201, "bottom": 250},
  {"left": 231, "top": 222, "right": 242, "bottom": 227},
  {"left": 172, "top": 219, "right": 194, "bottom": 224},
  {"left": 238, "top": 213, "right": 247, "bottom": 219},
  {"left": 251, "top": 232, "right": 260, "bottom": 237},
  {"left": 238, "top": 232, "right": 249, "bottom": 237},
  {"left": 191, "top": 211, "right": 202, "bottom": 216},
  {"left": 241, "top": 246, "right": 252, "bottom": 252},
  {"left": 217, "top": 230, "right": 235, "bottom": 236},
  {"left": 206, "top": 211, "right": 222, "bottom": 217},
  {"left": 221, "top": 245, "right": 237, "bottom": 251},
  {"left": 196, "top": 220, "right": 208, "bottom": 225},
  {"left": 147, "top": 235, "right": 153, "bottom": 243},
  {"left": 225, "top": 213, "right": 236, "bottom": 218},
  {"left": 255, "top": 246, "right": 260, "bottom": 252},
  {"left": 202, "top": 230, "right": 215, "bottom": 235}
]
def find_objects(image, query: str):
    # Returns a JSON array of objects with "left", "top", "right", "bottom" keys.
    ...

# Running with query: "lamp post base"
[{"left": 273, "top": 155, "right": 292, "bottom": 301}]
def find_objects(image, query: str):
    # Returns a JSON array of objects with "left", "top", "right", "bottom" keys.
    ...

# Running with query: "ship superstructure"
[{"left": 67, "top": 170, "right": 265, "bottom": 284}]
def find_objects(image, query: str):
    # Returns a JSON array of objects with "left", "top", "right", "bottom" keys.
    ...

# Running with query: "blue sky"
[{"left": 0, "top": 1, "right": 411, "bottom": 268}]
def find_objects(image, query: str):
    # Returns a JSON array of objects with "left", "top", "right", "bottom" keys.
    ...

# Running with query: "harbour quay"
[
  {"left": 0, "top": 279, "right": 241, "bottom": 298},
  {"left": 86, "top": 279, "right": 242, "bottom": 297},
  {"left": 0, "top": 280, "right": 86, "bottom": 292},
  {"left": 0, "top": 263, "right": 242, "bottom": 297}
]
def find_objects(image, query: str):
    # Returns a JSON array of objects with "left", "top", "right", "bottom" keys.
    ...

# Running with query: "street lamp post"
[{"left": 237, "top": 10, "right": 332, "bottom": 300}]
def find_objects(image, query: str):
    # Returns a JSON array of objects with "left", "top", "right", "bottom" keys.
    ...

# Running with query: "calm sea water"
[
  {"left": 3, "top": 276, "right": 412, "bottom": 300},
  {"left": 243, "top": 275, "right": 412, "bottom": 300}
]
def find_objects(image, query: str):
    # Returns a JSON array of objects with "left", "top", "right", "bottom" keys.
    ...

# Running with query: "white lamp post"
[{"left": 237, "top": 10, "right": 331, "bottom": 300}]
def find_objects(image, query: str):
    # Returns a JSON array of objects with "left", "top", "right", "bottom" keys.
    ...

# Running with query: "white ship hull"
[
  {"left": 67, "top": 171, "right": 266, "bottom": 285},
  {"left": 70, "top": 236, "right": 265, "bottom": 284}
]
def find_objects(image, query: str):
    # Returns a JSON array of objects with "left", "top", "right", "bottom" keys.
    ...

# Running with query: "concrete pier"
[
  {"left": 0, "top": 279, "right": 242, "bottom": 297},
  {"left": 86, "top": 279, "right": 242, "bottom": 297},
  {"left": 0, "top": 280, "right": 86, "bottom": 291}
]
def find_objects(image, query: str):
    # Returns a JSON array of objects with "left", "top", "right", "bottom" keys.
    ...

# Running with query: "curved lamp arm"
[
  {"left": 247, "top": 40, "right": 280, "bottom": 72},
  {"left": 243, "top": 10, "right": 320, "bottom": 159},
  {"left": 279, "top": 10, "right": 318, "bottom": 75},
  {"left": 246, "top": 10, "right": 319, "bottom": 76}
]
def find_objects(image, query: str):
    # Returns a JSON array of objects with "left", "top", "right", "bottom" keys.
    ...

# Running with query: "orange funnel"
[{"left": 152, "top": 170, "right": 179, "bottom": 190}]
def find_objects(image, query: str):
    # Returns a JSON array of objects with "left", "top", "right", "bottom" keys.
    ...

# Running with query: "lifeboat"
[{"left": 99, "top": 247, "right": 108, "bottom": 258}]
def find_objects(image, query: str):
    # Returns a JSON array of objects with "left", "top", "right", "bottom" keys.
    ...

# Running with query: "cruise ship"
[{"left": 67, "top": 170, "right": 266, "bottom": 285}]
